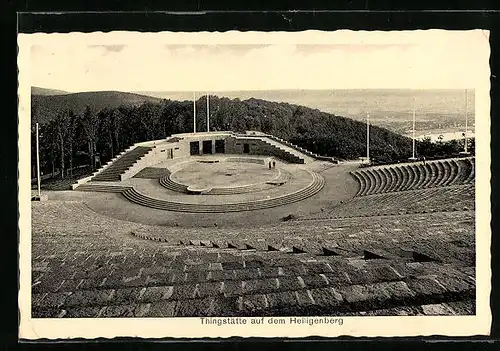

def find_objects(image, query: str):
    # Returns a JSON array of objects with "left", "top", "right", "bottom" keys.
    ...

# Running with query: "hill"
[
  {"left": 137, "top": 89, "right": 473, "bottom": 135},
  {"left": 31, "top": 90, "right": 162, "bottom": 124}
]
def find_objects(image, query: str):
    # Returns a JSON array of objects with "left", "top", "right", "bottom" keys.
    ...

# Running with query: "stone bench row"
[{"left": 351, "top": 158, "right": 475, "bottom": 197}]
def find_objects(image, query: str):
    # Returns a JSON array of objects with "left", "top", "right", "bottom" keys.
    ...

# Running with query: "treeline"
[{"left": 31, "top": 95, "right": 472, "bottom": 179}]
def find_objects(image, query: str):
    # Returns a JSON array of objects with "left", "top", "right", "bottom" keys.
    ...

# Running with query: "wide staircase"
[
  {"left": 351, "top": 157, "right": 475, "bottom": 197},
  {"left": 91, "top": 146, "right": 153, "bottom": 182},
  {"left": 265, "top": 135, "right": 335, "bottom": 163},
  {"left": 259, "top": 137, "right": 315, "bottom": 164}
]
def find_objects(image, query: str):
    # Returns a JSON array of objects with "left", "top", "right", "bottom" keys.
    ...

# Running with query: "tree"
[
  {"left": 111, "top": 108, "right": 125, "bottom": 154},
  {"left": 137, "top": 102, "right": 163, "bottom": 140},
  {"left": 80, "top": 106, "right": 99, "bottom": 171},
  {"left": 65, "top": 110, "right": 78, "bottom": 176},
  {"left": 53, "top": 109, "right": 74, "bottom": 178}
]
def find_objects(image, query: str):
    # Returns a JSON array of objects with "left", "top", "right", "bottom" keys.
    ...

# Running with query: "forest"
[{"left": 30, "top": 95, "right": 474, "bottom": 180}]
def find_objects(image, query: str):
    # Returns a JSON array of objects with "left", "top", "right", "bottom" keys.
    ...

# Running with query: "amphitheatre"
[{"left": 31, "top": 130, "right": 476, "bottom": 318}]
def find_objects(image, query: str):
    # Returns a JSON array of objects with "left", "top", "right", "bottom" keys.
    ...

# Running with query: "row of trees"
[{"left": 31, "top": 95, "right": 472, "bottom": 180}]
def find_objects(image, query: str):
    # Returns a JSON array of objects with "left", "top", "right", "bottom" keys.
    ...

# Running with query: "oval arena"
[{"left": 31, "top": 131, "right": 476, "bottom": 318}]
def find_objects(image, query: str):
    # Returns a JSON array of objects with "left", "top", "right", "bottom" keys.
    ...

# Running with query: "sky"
[{"left": 28, "top": 30, "right": 490, "bottom": 92}]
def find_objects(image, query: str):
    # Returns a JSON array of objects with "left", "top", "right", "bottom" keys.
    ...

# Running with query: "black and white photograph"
[{"left": 18, "top": 30, "right": 491, "bottom": 338}]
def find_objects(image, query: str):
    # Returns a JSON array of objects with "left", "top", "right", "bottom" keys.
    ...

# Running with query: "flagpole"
[
  {"left": 206, "top": 93, "right": 210, "bottom": 132},
  {"left": 36, "top": 122, "right": 41, "bottom": 198},
  {"left": 193, "top": 92, "right": 196, "bottom": 133},
  {"left": 366, "top": 112, "right": 370, "bottom": 163}
]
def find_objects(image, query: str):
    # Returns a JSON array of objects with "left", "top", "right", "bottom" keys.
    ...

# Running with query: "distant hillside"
[
  {"left": 31, "top": 90, "right": 162, "bottom": 124},
  {"left": 31, "top": 86, "right": 70, "bottom": 96}
]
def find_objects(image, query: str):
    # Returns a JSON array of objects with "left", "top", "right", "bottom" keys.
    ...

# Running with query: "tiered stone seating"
[
  {"left": 91, "top": 146, "right": 153, "bottom": 181},
  {"left": 73, "top": 184, "right": 132, "bottom": 193},
  {"left": 391, "top": 166, "right": 405, "bottom": 192},
  {"left": 32, "top": 202, "right": 475, "bottom": 318},
  {"left": 313, "top": 184, "right": 475, "bottom": 219},
  {"left": 158, "top": 172, "right": 189, "bottom": 193},
  {"left": 464, "top": 158, "right": 475, "bottom": 184},
  {"left": 350, "top": 158, "right": 475, "bottom": 196},
  {"left": 122, "top": 171, "right": 325, "bottom": 213},
  {"left": 446, "top": 159, "right": 461, "bottom": 186}
]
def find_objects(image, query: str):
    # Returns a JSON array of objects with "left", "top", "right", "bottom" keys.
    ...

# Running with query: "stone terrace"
[{"left": 32, "top": 200, "right": 475, "bottom": 318}]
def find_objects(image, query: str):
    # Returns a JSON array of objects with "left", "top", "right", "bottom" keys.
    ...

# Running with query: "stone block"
[
  {"left": 322, "top": 272, "right": 351, "bottom": 287},
  {"left": 32, "top": 307, "right": 62, "bottom": 318},
  {"left": 147, "top": 301, "right": 177, "bottom": 317},
  {"left": 435, "top": 275, "right": 475, "bottom": 295},
  {"left": 243, "top": 278, "right": 279, "bottom": 295},
  {"left": 111, "top": 287, "right": 144, "bottom": 304},
  {"left": 303, "top": 262, "right": 333, "bottom": 274},
  {"left": 222, "top": 280, "right": 244, "bottom": 297},
  {"left": 295, "top": 290, "right": 316, "bottom": 306},
  {"left": 222, "top": 261, "right": 245, "bottom": 270},
  {"left": 405, "top": 277, "right": 447, "bottom": 297},
  {"left": 139, "top": 286, "right": 174, "bottom": 302},
  {"left": 301, "top": 274, "right": 329, "bottom": 289},
  {"left": 234, "top": 268, "right": 260, "bottom": 281},
  {"left": 445, "top": 300, "right": 475, "bottom": 315},
  {"left": 170, "top": 284, "right": 199, "bottom": 300},
  {"left": 244, "top": 260, "right": 265, "bottom": 268},
  {"left": 64, "top": 306, "right": 103, "bottom": 318},
  {"left": 337, "top": 284, "right": 390, "bottom": 305},
  {"left": 64, "top": 289, "right": 114, "bottom": 308},
  {"left": 377, "top": 281, "right": 416, "bottom": 300},
  {"left": 421, "top": 303, "right": 456, "bottom": 315},
  {"left": 266, "top": 291, "right": 298, "bottom": 310},
  {"left": 309, "top": 287, "right": 343, "bottom": 307},
  {"left": 277, "top": 276, "right": 303, "bottom": 291},
  {"left": 145, "top": 272, "right": 174, "bottom": 286},
  {"left": 280, "top": 265, "right": 306, "bottom": 276},
  {"left": 240, "top": 294, "right": 268, "bottom": 313},
  {"left": 185, "top": 271, "right": 209, "bottom": 283},
  {"left": 197, "top": 282, "right": 224, "bottom": 298},
  {"left": 175, "top": 298, "right": 217, "bottom": 317},
  {"left": 258, "top": 267, "right": 280, "bottom": 278},
  {"left": 99, "top": 304, "right": 136, "bottom": 317},
  {"left": 36, "top": 291, "right": 71, "bottom": 309},
  {"left": 208, "top": 270, "right": 236, "bottom": 281}
]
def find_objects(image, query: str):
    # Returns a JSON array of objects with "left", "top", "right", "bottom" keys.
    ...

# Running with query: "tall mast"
[
  {"left": 465, "top": 89, "right": 468, "bottom": 153},
  {"left": 206, "top": 93, "right": 210, "bottom": 132},
  {"left": 36, "top": 122, "right": 41, "bottom": 198},
  {"left": 366, "top": 112, "right": 370, "bottom": 163},
  {"left": 412, "top": 97, "right": 416, "bottom": 159},
  {"left": 193, "top": 92, "right": 196, "bottom": 133}
]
